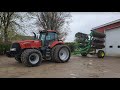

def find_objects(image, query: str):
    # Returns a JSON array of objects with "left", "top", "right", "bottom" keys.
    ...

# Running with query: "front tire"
[
  {"left": 53, "top": 45, "right": 71, "bottom": 63},
  {"left": 15, "top": 54, "right": 22, "bottom": 63},
  {"left": 21, "top": 49, "right": 42, "bottom": 67}
]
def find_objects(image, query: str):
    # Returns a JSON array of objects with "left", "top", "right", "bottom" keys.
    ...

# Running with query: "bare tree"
[
  {"left": 0, "top": 12, "right": 24, "bottom": 43},
  {"left": 32, "top": 12, "right": 72, "bottom": 40}
]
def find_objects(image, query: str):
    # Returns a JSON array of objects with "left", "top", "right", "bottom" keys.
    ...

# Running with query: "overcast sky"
[
  {"left": 65, "top": 12, "right": 120, "bottom": 42},
  {"left": 23, "top": 12, "right": 120, "bottom": 42}
]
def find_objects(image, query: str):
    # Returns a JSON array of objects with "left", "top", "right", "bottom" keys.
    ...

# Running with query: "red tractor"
[{"left": 6, "top": 30, "right": 71, "bottom": 67}]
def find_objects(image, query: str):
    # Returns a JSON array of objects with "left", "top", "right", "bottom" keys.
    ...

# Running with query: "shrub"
[
  {"left": 0, "top": 42, "right": 11, "bottom": 55},
  {"left": 65, "top": 42, "right": 76, "bottom": 52}
]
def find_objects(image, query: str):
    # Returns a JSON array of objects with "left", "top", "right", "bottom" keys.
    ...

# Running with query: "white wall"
[{"left": 105, "top": 27, "right": 120, "bottom": 56}]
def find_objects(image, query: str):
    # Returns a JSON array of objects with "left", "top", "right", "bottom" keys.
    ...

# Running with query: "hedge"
[
  {"left": 65, "top": 42, "right": 76, "bottom": 52},
  {"left": 0, "top": 42, "right": 11, "bottom": 55}
]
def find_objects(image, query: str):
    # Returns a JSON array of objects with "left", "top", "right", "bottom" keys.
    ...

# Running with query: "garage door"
[{"left": 105, "top": 27, "right": 120, "bottom": 56}]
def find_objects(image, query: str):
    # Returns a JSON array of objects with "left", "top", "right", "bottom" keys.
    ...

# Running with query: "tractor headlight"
[{"left": 10, "top": 48, "right": 16, "bottom": 51}]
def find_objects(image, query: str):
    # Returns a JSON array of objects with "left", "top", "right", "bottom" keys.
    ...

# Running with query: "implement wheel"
[
  {"left": 97, "top": 50, "right": 105, "bottom": 58},
  {"left": 81, "top": 53, "right": 87, "bottom": 57},
  {"left": 92, "top": 31, "right": 106, "bottom": 38}
]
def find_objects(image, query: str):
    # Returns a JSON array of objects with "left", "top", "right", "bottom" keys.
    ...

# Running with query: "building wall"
[
  {"left": 94, "top": 21, "right": 120, "bottom": 56},
  {"left": 105, "top": 27, "right": 120, "bottom": 56},
  {"left": 95, "top": 22, "right": 120, "bottom": 33}
]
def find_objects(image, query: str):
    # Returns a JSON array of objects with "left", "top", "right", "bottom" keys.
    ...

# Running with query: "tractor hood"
[
  {"left": 17, "top": 40, "right": 39, "bottom": 43},
  {"left": 16, "top": 40, "right": 42, "bottom": 49}
]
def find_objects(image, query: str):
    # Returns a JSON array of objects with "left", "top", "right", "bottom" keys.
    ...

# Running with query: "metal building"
[{"left": 92, "top": 19, "right": 120, "bottom": 56}]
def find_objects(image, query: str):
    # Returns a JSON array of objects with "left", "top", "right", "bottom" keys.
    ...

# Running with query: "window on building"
[
  {"left": 109, "top": 46, "right": 113, "bottom": 48},
  {"left": 118, "top": 45, "right": 120, "bottom": 48}
]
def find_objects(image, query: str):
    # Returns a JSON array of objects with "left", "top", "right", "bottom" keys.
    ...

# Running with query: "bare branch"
[{"left": 32, "top": 12, "right": 71, "bottom": 40}]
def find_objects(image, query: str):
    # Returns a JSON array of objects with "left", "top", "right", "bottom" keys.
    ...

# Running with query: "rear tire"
[
  {"left": 51, "top": 45, "right": 57, "bottom": 62},
  {"left": 15, "top": 54, "right": 22, "bottom": 63},
  {"left": 53, "top": 45, "right": 71, "bottom": 63},
  {"left": 21, "top": 49, "right": 42, "bottom": 67},
  {"left": 97, "top": 50, "right": 105, "bottom": 58}
]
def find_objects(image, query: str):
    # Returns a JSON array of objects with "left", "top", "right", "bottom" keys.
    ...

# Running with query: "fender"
[{"left": 50, "top": 40, "right": 64, "bottom": 48}]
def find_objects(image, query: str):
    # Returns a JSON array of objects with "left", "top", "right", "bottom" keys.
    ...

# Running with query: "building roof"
[{"left": 92, "top": 19, "right": 120, "bottom": 30}]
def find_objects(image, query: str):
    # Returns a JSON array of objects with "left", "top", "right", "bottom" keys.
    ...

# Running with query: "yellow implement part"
[{"left": 101, "top": 52, "right": 104, "bottom": 57}]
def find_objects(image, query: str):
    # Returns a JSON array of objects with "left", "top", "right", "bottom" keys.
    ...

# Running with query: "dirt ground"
[{"left": 0, "top": 55, "right": 120, "bottom": 78}]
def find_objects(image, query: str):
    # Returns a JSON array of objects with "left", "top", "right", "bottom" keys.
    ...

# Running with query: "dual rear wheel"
[
  {"left": 15, "top": 49, "right": 42, "bottom": 67},
  {"left": 51, "top": 45, "right": 71, "bottom": 63},
  {"left": 21, "top": 49, "right": 42, "bottom": 67}
]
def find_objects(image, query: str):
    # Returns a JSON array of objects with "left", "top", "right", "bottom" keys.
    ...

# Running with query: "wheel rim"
[
  {"left": 29, "top": 53, "right": 39, "bottom": 64},
  {"left": 59, "top": 48, "right": 69, "bottom": 61}
]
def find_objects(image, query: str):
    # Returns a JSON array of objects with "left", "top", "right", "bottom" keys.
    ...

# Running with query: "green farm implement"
[{"left": 74, "top": 30, "right": 106, "bottom": 58}]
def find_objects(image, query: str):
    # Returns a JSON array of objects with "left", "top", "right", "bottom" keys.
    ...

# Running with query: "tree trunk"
[{"left": 4, "top": 28, "right": 8, "bottom": 43}]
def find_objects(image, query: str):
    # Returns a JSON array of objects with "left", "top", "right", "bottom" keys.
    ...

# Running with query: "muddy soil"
[{"left": 0, "top": 55, "right": 120, "bottom": 78}]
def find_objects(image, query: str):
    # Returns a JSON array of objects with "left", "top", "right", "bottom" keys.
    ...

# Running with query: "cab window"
[{"left": 46, "top": 32, "right": 58, "bottom": 41}]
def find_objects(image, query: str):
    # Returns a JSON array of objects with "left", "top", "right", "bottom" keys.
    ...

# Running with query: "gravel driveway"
[{"left": 0, "top": 55, "right": 120, "bottom": 78}]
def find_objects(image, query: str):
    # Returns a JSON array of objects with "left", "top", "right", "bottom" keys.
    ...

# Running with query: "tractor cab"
[
  {"left": 39, "top": 30, "right": 58, "bottom": 47},
  {"left": 33, "top": 30, "right": 58, "bottom": 47}
]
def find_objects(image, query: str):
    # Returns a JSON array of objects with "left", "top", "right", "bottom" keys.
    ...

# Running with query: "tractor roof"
[{"left": 40, "top": 30, "right": 58, "bottom": 33}]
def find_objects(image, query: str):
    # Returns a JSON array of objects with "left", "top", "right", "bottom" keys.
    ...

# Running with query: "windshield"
[
  {"left": 40, "top": 33, "right": 46, "bottom": 41},
  {"left": 40, "top": 32, "right": 58, "bottom": 41}
]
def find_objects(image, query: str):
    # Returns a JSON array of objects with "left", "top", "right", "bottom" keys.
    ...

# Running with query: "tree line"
[{"left": 0, "top": 12, "right": 71, "bottom": 43}]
